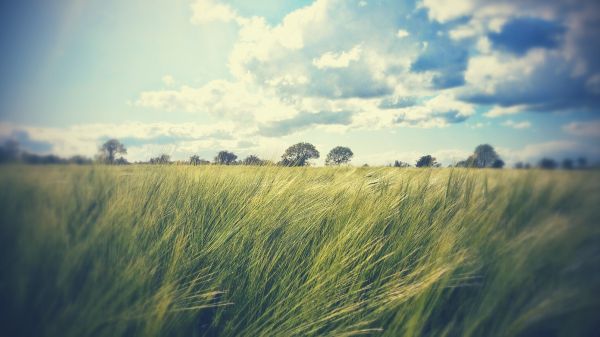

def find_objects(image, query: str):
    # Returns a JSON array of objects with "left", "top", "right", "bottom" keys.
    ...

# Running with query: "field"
[{"left": 0, "top": 165, "right": 599, "bottom": 337}]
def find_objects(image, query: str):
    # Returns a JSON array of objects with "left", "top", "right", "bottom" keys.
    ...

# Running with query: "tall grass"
[{"left": 0, "top": 165, "right": 598, "bottom": 337}]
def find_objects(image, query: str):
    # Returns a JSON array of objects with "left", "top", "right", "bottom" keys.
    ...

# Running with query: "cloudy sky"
[{"left": 0, "top": 0, "right": 599, "bottom": 165}]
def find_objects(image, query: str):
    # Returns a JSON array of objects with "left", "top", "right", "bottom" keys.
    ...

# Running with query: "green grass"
[{"left": 0, "top": 165, "right": 598, "bottom": 337}]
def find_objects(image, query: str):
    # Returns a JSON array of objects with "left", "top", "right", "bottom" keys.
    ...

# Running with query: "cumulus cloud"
[
  {"left": 392, "top": 94, "right": 475, "bottom": 127},
  {"left": 312, "top": 45, "right": 362, "bottom": 69},
  {"left": 419, "top": 0, "right": 475, "bottom": 23},
  {"left": 190, "top": 0, "right": 239, "bottom": 24},
  {"left": 134, "top": 0, "right": 599, "bottom": 149},
  {"left": 453, "top": 0, "right": 600, "bottom": 113},
  {"left": 138, "top": 0, "right": 478, "bottom": 133}
]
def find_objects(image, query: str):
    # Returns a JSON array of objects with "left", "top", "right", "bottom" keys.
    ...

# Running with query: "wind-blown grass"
[{"left": 0, "top": 165, "right": 598, "bottom": 337}]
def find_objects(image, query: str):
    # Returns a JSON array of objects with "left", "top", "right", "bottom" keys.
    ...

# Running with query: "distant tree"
[
  {"left": 242, "top": 155, "right": 264, "bottom": 166},
  {"left": 21, "top": 152, "right": 42, "bottom": 164},
  {"left": 325, "top": 146, "right": 353, "bottom": 166},
  {"left": 0, "top": 140, "right": 20, "bottom": 163},
  {"left": 416, "top": 155, "right": 440, "bottom": 168},
  {"left": 577, "top": 157, "right": 587, "bottom": 169},
  {"left": 538, "top": 158, "right": 557, "bottom": 170},
  {"left": 514, "top": 162, "right": 525, "bottom": 169},
  {"left": 114, "top": 157, "right": 130, "bottom": 165},
  {"left": 189, "top": 155, "right": 210, "bottom": 166},
  {"left": 190, "top": 155, "right": 200, "bottom": 165},
  {"left": 98, "top": 139, "right": 127, "bottom": 164},
  {"left": 149, "top": 154, "right": 170, "bottom": 165},
  {"left": 454, "top": 159, "right": 470, "bottom": 168},
  {"left": 562, "top": 158, "right": 574, "bottom": 170},
  {"left": 456, "top": 144, "right": 504, "bottom": 169},
  {"left": 524, "top": 163, "right": 531, "bottom": 169},
  {"left": 491, "top": 159, "right": 505, "bottom": 169},
  {"left": 362, "top": 163, "right": 369, "bottom": 167},
  {"left": 20, "top": 152, "right": 66, "bottom": 164},
  {"left": 472, "top": 144, "right": 501, "bottom": 168},
  {"left": 68, "top": 155, "right": 92, "bottom": 165},
  {"left": 279, "top": 142, "right": 319, "bottom": 166},
  {"left": 214, "top": 151, "right": 237, "bottom": 165},
  {"left": 393, "top": 160, "right": 410, "bottom": 168}
]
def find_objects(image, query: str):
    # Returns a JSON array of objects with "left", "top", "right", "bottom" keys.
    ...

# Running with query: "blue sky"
[{"left": 0, "top": 0, "right": 599, "bottom": 165}]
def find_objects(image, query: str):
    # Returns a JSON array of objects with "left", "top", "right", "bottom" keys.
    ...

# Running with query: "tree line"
[{"left": 0, "top": 138, "right": 592, "bottom": 170}]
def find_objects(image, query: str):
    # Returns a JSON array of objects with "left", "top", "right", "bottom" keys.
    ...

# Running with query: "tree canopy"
[
  {"left": 98, "top": 139, "right": 127, "bottom": 164},
  {"left": 416, "top": 155, "right": 440, "bottom": 168},
  {"left": 214, "top": 151, "right": 238, "bottom": 165},
  {"left": 457, "top": 144, "right": 504, "bottom": 168},
  {"left": 242, "top": 155, "right": 264, "bottom": 166},
  {"left": 280, "top": 142, "right": 319, "bottom": 166},
  {"left": 149, "top": 154, "right": 171, "bottom": 165},
  {"left": 325, "top": 146, "right": 353, "bottom": 166}
]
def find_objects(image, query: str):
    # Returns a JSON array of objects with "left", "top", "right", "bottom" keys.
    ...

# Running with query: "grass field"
[{"left": 0, "top": 165, "right": 599, "bottom": 337}]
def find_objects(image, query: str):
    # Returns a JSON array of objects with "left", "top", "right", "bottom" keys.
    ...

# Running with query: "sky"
[{"left": 0, "top": 0, "right": 599, "bottom": 166}]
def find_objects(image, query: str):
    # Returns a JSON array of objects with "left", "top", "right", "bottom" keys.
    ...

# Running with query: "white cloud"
[
  {"left": 136, "top": 80, "right": 296, "bottom": 123},
  {"left": 137, "top": 0, "right": 463, "bottom": 133},
  {"left": 449, "top": 25, "right": 477, "bottom": 40},
  {"left": 190, "top": 0, "right": 238, "bottom": 24},
  {"left": 464, "top": 50, "right": 546, "bottom": 96},
  {"left": 502, "top": 119, "right": 531, "bottom": 129},
  {"left": 391, "top": 93, "right": 475, "bottom": 128},
  {"left": 563, "top": 120, "right": 600, "bottom": 137},
  {"left": 312, "top": 45, "right": 363, "bottom": 69},
  {"left": 396, "top": 29, "right": 410, "bottom": 38},
  {"left": 419, "top": 0, "right": 475, "bottom": 23}
]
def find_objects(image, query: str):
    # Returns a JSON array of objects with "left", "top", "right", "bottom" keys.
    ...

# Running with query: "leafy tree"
[
  {"left": 491, "top": 159, "right": 505, "bottom": 169},
  {"left": 242, "top": 155, "right": 264, "bottom": 166},
  {"left": 214, "top": 151, "right": 237, "bottom": 165},
  {"left": 562, "top": 158, "right": 574, "bottom": 170},
  {"left": 416, "top": 155, "right": 440, "bottom": 168},
  {"left": 538, "top": 158, "right": 557, "bottom": 170},
  {"left": 98, "top": 139, "right": 127, "bottom": 164},
  {"left": 279, "top": 142, "right": 319, "bottom": 166},
  {"left": 0, "top": 140, "right": 20, "bottom": 163},
  {"left": 472, "top": 144, "right": 501, "bottom": 168},
  {"left": 325, "top": 146, "right": 353, "bottom": 166},
  {"left": 149, "top": 154, "right": 171, "bottom": 165},
  {"left": 458, "top": 144, "right": 504, "bottom": 168},
  {"left": 393, "top": 160, "right": 410, "bottom": 168}
]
